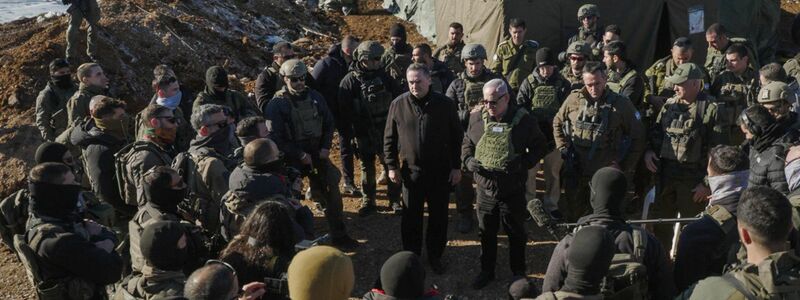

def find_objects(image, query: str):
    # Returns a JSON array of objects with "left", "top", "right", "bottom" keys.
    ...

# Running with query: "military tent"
[{"left": 384, "top": 0, "right": 779, "bottom": 70}]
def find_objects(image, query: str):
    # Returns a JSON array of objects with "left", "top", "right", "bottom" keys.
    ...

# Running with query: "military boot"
[
  {"left": 377, "top": 170, "right": 388, "bottom": 185},
  {"left": 358, "top": 198, "right": 377, "bottom": 217},
  {"left": 342, "top": 181, "right": 362, "bottom": 197},
  {"left": 390, "top": 200, "right": 404, "bottom": 215}
]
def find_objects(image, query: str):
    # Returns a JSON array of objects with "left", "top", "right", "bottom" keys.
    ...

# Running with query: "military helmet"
[
  {"left": 566, "top": 41, "right": 591, "bottom": 57},
  {"left": 461, "top": 43, "right": 487, "bottom": 61},
  {"left": 577, "top": 4, "right": 599, "bottom": 20},
  {"left": 279, "top": 59, "right": 307, "bottom": 77},
  {"left": 758, "top": 81, "right": 792, "bottom": 104},
  {"left": 355, "top": 41, "right": 385, "bottom": 61}
]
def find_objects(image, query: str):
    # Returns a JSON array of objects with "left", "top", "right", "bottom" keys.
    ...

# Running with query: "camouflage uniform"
[
  {"left": 710, "top": 67, "right": 759, "bottom": 145},
  {"left": 783, "top": 53, "right": 800, "bottom": 83},
  {"left": 491, "top": 39, "right": 539, "bottom": 92},
  {"left": 36, "top": 80, "right": 78, "bottom": 141},
  {"left": 559, "top": 41, "right": 592, "bottom": 91},
  {"left": 678, "top": 251, "right": 800, "bottom": 299},
  {"left": 704, "top": 38, "right": 758, "bottom": 83},
  {"left": 66, "top": 0, "right": 101, "bottom": 61},
  {"left": 433, "top": 41, "right": 465, "bottom": 75},
  {"left": 193, "top": 89, "right": 257, "bottom": 123}
]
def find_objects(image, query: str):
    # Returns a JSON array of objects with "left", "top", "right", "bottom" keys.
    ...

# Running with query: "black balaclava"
[
  {"left": 379, "top": 251, "right": 426, "bottom": 298},
  {"left": 35, "top": 142, "right": 69, "bottom": 164},
  {"left": 144, "top": 174, "right": 184, "bottom": 215},
  {"left": 49, "top": 58, "right": 74, "bottom": 90},
  {"left": 389, "top": 23, "right": 408, "bottom": 51},
  {"left": 589, "top": 167, "right": 628, "bottom": 219},
  {"left": 140, "top": 220, "right": 188, "bottom": 271},
  {"left": 205, "top": 66, "right": 229, "bottom": 102},
  {"left": 29, "top": 181, "right": 82, "bottom": 221},
  {"left": 563, "top": 225, "right": 616, "bottom": 295},
  {"left": 192, "top": 122, "right": 233, "bottom": 155}
]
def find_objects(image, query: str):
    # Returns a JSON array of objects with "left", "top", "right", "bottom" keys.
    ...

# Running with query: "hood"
[
  {"left": 70, "top": 118, "right": 122, "bottom": 148},
  {"left": 589, "top": 167, "right": 628, "bottom": 219}
]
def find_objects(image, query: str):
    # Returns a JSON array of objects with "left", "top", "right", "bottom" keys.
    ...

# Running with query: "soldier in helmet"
[
  {"left": 759, "top": 81, "right": 800, "bottom": 130},
  {"left": 491, "top": 18, "right": 539, "bottom": 93},
  {"left": 446, "top": 43, "right": 505, "bottom": 232},
  {"left": 552, "top": 62, "right": 645, "bottom": 222},
  {"left": 560, "top": 41, "right": 591, "bottom": 91},
  {"left": 516, "top": 47, "right": 571, "bottom": 218},
  {"left": 266, "top": 59, "right": 359, "bottom": 248},
  {"left": 568, "top": 4, "right": 603, "bottom": 60},
  {"left": 339, "top": 41, "right": 403, "bottom": 216},
  {"left": 255, "top": 42, "right": 315, "bottom": 112}
]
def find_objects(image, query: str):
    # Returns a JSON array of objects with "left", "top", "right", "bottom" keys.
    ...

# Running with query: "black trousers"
[
  {"left": 360, "top": 152, "right": 400, "bottom": 203},
  {"left": 476, "top": 187, "right": 527, "bottom": 275},
  {"left": 400, "top": 168, "right": 451, "bottom": 260},
  {"left": 338, "top": 131, "right": 355, "bottom": 185}
]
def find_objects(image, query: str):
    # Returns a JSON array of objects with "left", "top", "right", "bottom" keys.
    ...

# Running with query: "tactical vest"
[
  {"left": 571, "top": 94, "right": 617, "bottom": 160},
  {"left": 461, "top": 72, "right": 488, "bottom": 110},
  {"left": 474, "top": 108, "right": 527, "bottom": 171},
  {"left": 658, "top": 99, "right": 707, "bottom": 164},
  {"left": 220, "top": 190, "right": 258, "bottom": 241},
  {"left": 172, "top": 149, "right": 221, "bottom": 236},
  {"left": 788, "top": 191, "right": 800, "bottom": 234},
  {"left": 600, "top": 227, "right": 649, "bottom": 300},
  {"left": 607, "top": 69, "right": 637, "bottom": 94},
  {"left": 435, "top": 45, "right": 464, "bottom": 74},
  {"left": 357, "top": 74, "right": 393, "bottom": 143},
  {"left": 18, "top": 223, "right": 97, "bottom": 300},
  {"left": 115, "top": 141, "right": 171, "bottom": 207},
  {"left": 129, "top": 205, "right": 180, "bottom": 274},
  {"left": 526, "top": 74, "right": 560, "bottom": 121},
  {"left": 720, "top": 252, "right": 800, "bottom": 299},
  {"left": 276, "top": 90, "right": 324, "bottom": 145}
]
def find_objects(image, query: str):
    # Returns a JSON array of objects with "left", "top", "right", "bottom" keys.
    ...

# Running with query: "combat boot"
[{"left": 358, "top": 198, "right": 377, "bottom": 217}]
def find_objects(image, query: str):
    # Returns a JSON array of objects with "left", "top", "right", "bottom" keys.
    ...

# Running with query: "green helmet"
[
  {"left": 577, "top": 4, "right": 599, "bottom": 20},
  {"left": 461, "top": 43, "right": 487, "bottom": 61},
  {"left": 355, "top": 41, "right": 384, "bottom": 61},
  {"left": 758, "top": 81, "right": 791, "bottom": 104},
  {"left": 566, "top": 41, "right": 591, "bottom": 57},
  {"left": 279, "top": 59, "right": 307, "bottom": 77}
]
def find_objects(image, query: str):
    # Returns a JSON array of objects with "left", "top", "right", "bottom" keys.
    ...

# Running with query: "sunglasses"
[
  {"left": 156, "top": 116, "right": 178, "bottom": 124},
  {"left": 288, "top": 76, "right": 305, "bottom": 83},
  {"left": 569, "top": 56, "right": 585, "bottom": 61},
  {"left": 482, "top": 95, "right": 507, "bottom": 107}
]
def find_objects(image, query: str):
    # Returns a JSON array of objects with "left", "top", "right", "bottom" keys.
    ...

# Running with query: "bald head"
[
  {"left": 184, "top": 264, "right": 238, "bottom": 300},
  {"left": 244, "top": 138, "right": 279, "bottom": 167}
]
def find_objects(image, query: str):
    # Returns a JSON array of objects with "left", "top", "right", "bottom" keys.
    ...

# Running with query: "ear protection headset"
[{"left": 739, "top": 108, "right": 763, "bottom": 137}]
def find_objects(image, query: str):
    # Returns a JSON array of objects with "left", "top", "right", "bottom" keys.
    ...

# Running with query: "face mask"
[
  {"left": 147, "top": 187, "right": 185, "bottom": 214},
  {"left": 154, "top": 127, "right": 177, "bottom": 145},
  {"left": 156, "top": 90, "right": 182, "bottom": 110},
  {"left": 52, "top": 74, "right": 74, "bottom": 89},
  {"left": 97, "top": 116, "right": 131, "bottom": 140},
  {"left": 29, "top": 182, "right": 82, "bottom": 220}
]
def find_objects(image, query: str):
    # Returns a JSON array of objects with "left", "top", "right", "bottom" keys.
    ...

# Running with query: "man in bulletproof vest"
[
  {"left": 312, "top": 35, "right": 361, "bottom": 196},
  {"left": 36, "top": 58, "right": 78, "bottom": 141},
  {"left": 433, "top": 22, "right": 466, "bottom": 75},
  {"left": 266, "top": 59, "right": 359, "bottom": 248},
  {"left": 644, "top": 37, "right": 696, "bottom": 128},
  {"left": 122, "top": 104, "right": 177, "bottom": 207},
  {"left": 411, "top": 43, "right": 455, "bottom": 95},
  {"left": 67, "top": 62, "right": 109, "bottom": 126},
  {"left": 193, "top": 66, "right": 258, "bottom": 123},
  {"left": 760, "top": 63, "right": 800, "bottom": 114},
  {"left": 542, "top": 167, "right": 675, "bottom": 299},
  {"left": 673, "top": 145, "right": 749, "bottom": 291},
  {"left": 705, "top": 23, "right": 759, "bottom": 84},
  {"left": 447, "top": 43, "right": 505, "bottom": 232},
  {"left": 643, "top": 62, "right": 723, "bottom": 252},
  {"left": 595, "top": 24, "right": 621, "bottom": 59},
  {"left": 137, "top": 66, "right": 194, "bottom": 153},
  {"left": 516, "top": 47, "right": 570, "bottom": 218},
  {"left": 491, "top": 18, "right": 539, "bottom": 93},
  {"left": 603, "top": 41, "right": 645, "bottom": 111},
  {"left": 759, "top": 81, "right": 800, "bottom": 131},
  {"left": 384, "top": 63, "right": 463, "bottom": 274},
  {"left": 560, "top": 41, "right": 591, "bottom": 91},
  {"left": 65, "top": 0, "right": 100, "bottom": 64},
  {"left": 741, "top": 105, "right": 799, "bottom": 194},
  {"left": 382, "top": 23, "right": 414, "bottom": 92},
  {"left": 552, "top": 62, "right": 645, "bottom": 222},
  {"left": 536, "top": 225, "right": 615, "bottom": 300},
  {"left": 710, "top": 43, "right": 760, "bottom": 145},
  {"left": 568, "top": 4, "right": 603, "bottom": 60},
  {"left": 23, "top": 162, "right": 122, "bottom": 299},
  {"left": 338, "top": 41, "right": 403, "bottom": 216},
  {"left": 678, "top": 187, "right": 800, "bottom": 299},
  {"left": 462, "top": 79, "right": 547, "bottom": 289},
  {"left": 116, "top": 220, "right": 188, "bottom": 299},
  {"left": 70, "top": 97, "right": 134, "bottom": 225},
  {"left": 256, "top": 42, "right": 315, "bottom": 112}
]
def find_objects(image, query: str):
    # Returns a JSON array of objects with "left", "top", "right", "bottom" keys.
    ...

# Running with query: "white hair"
[{"left": 483, "top": 78, "right": 508, "bottom": 96}]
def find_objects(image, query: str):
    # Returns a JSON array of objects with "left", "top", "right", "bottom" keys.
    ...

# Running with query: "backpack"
[
  {"left": 0, "top": 189, "right": 29, "bottom": 250},
  {"left": 171, "top": 151, "right": 203, "bottom": 224},
  {"left": 220, "top": 190, "right": 256, "bottom": 241},
  {"left": 720, "top": 253, "right": 800, "bottom": 299},
  {"left": 600, "top": 226, "right": 649, "bottom": 300},
  {"left": 115, "top": 141, "right": 170, "bottom": 207}
]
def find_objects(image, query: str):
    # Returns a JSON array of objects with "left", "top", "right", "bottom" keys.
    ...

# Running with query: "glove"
[{"left": 466, "top": 157, "right": 483, "bottom": 173}]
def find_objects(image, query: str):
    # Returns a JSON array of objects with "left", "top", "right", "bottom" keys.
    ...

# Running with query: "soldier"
[
  {"left": 66, "top": 62, "right": 109, "bottom": 125},
  {"left": 711, "top": 43, "right": 760, "bottom": 145},
  {"left": 516, "top": 47, "right": 570, "bottom": 218},
  {"left": 673, "top": 145, "right": 749, "bottom": 291},
  {"left": 759, "top": 81, "right": 800, "bottom": 130},
  {"left": 462, "top": 79, "right": 546, "bottom": 289},
  {"left": 678, "top": 187, "right": 800, "bottom": 299},
  {"left": 256, "top": 41, "right": 309, "bottom": 112},
  {"left": 384, "top": 63, "right": 463, "bottom": 274},
  {"left": 433, "top": 22, "right": 466, "bottom": 75},
  {"left": 536, "top": 226, "right": 615, "bottom": 300},
  {"left": 312, "top": 36, "right": 361, "bottom": 195},
  {"left": 36, "top": 58, "right": 78, "bottom": 141},
  {"left": 559, "top": 41, "right": 590, "bottom": 91},
  {"left": 65, "top": 0, "right": 101, "bottom": 63},
  {"left": 542, "top": 167, "right": 675, "bottom": 299},
  {"left": 411, "top": 43, "right": 455, "bottom": 94},
  {"left": 339, "top": 41, "right": 403, "bottom": 216},
  {"left": 602, "top": 24, "right": 621, "bottom": 48},
  {"left": 383, "top": 23, "right": 414, "bottom": 91},
  {"left": 643, "top": 63, "right": 724, "bottom": 252},
  {"left": 784, "top": 47, "right": 800, "bottom": 84},
  {"left": 194, "top": 66, "right": 258, "bottom": 123},
  {"left": 446, "top": 43, "right": 504, "bottom": 232},
  {"left": 21, "top": 162, "right": 122, "bottom": 299},
  {"left": 603, "top": 41, "right": 645, "bottom": 110},
  {"left": 491, "top": 18, "right": 539, "bottom": 93},
  {"left": 266, "top": 59, "right": 359, "bottom": 248},
  {"left": 137, "top": 67, "right": 194, "bottom": 153},
  {"left": 568, "top": 4, "right": 603, "bottom": 60},
  {"left": 552, "top": 62, "right": 645, "bottom": 222},
  {"left": 644, "top": 37, "right": 695, "bottom": 125},
  {"left": 231, "top": 116, "right": 268, "bottom": 161},
  {"left": 705, "top": 23, "right": 759, "bottom": 83},
  {"left": 741, "top": 105, "right": 798, "bottom": 194},
  {"left": 760, "top": 63, "right": 800, "bottom": 115},
  {"left": 115, "top": 220, "right": 189, "bottom": 299}
]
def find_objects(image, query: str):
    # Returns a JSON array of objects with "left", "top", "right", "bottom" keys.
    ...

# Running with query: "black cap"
[
  {"left": 49, "top": 58, "right": 70, "bottom": 74},
  {"left": 536, "top": 47, "right": 556, "bottom": 66},
  {"left": 390, "top": 23, "right": 407, "bottom": 40},
  {"left": 673, "top": 37, "right": 692, "bottom": 48}
]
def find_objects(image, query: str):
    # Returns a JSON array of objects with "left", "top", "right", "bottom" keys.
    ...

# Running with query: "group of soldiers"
[{"left": 5, "top": 1, "right": 800, "bottom": 299}]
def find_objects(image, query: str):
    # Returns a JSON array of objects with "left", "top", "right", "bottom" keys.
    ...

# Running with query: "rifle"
[
  {"left": 557, "top": 217, "right": 701, "bottom": 228},
  {"left": 561, "top": 119, "right": 581, "bottom": 188}
]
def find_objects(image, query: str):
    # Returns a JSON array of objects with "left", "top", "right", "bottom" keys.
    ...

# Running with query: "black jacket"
[
  {"left": 265, "top": 88, "right": 335, "bottom": 163},
  {"left": 338, "top": 63, "right": 403, "bottom": 142},
  {"left": 70, "top": 119, "right": 135, "bottom": 217},
  {"left": 311, "top": 43, "right": 351, "bottom": 120},
  {"left": 748, "top": 128, "right": 799, "bottom": 194},
  {"left": 384, "top": 91, "right": 462, "bottom": 173},
  {"left": 430, "top": 60, "right": 455, "bottom": 95},
  {"left": 228, "top": 165, "right": 292, "bottom": 200},
  {"left": 461, "top": 104, "right": 547, "bottom": 197}
]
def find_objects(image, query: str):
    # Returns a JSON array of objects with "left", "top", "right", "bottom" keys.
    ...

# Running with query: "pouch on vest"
[
  {"left": 276, "top": 91, "right": 324, "bottom": 146},
  {"left": 358, "top": 76, "right": 393, "bottom": 146},
  {"left": 600, "top": 227, "right": 649, "bottom": 300},
  {"left": 21, "top": 224, "right": 97, "bottom": 300},
  {"left": 527, "top": 76, "right": 560, "bottom": 121},
  {"left": 571, "top": 97, "right": 615, "bottom": 156},
  {"left": 659, "top": 100, "right": 705, "bottom": 163},
  {"left": 461, "top": 73, "right": 486, "bottom": 110},
  {"left": 474, "top": 108, "right": 527, "bottom": 171}
]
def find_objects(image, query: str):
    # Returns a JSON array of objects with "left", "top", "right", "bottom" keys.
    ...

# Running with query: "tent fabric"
[{"left": 383, "top": 0, "right": 437, "bottom": 39}]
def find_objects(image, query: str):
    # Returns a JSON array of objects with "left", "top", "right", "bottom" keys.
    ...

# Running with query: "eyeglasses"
[
  {"left": 569, "top": 56, "right": 585, "bottom": 61},
  {"left": 482, "top": 95, "right": 506, "bottom": 107},
  {"left": 288, "top": 76, "right": 305, "bottom": 83}
]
